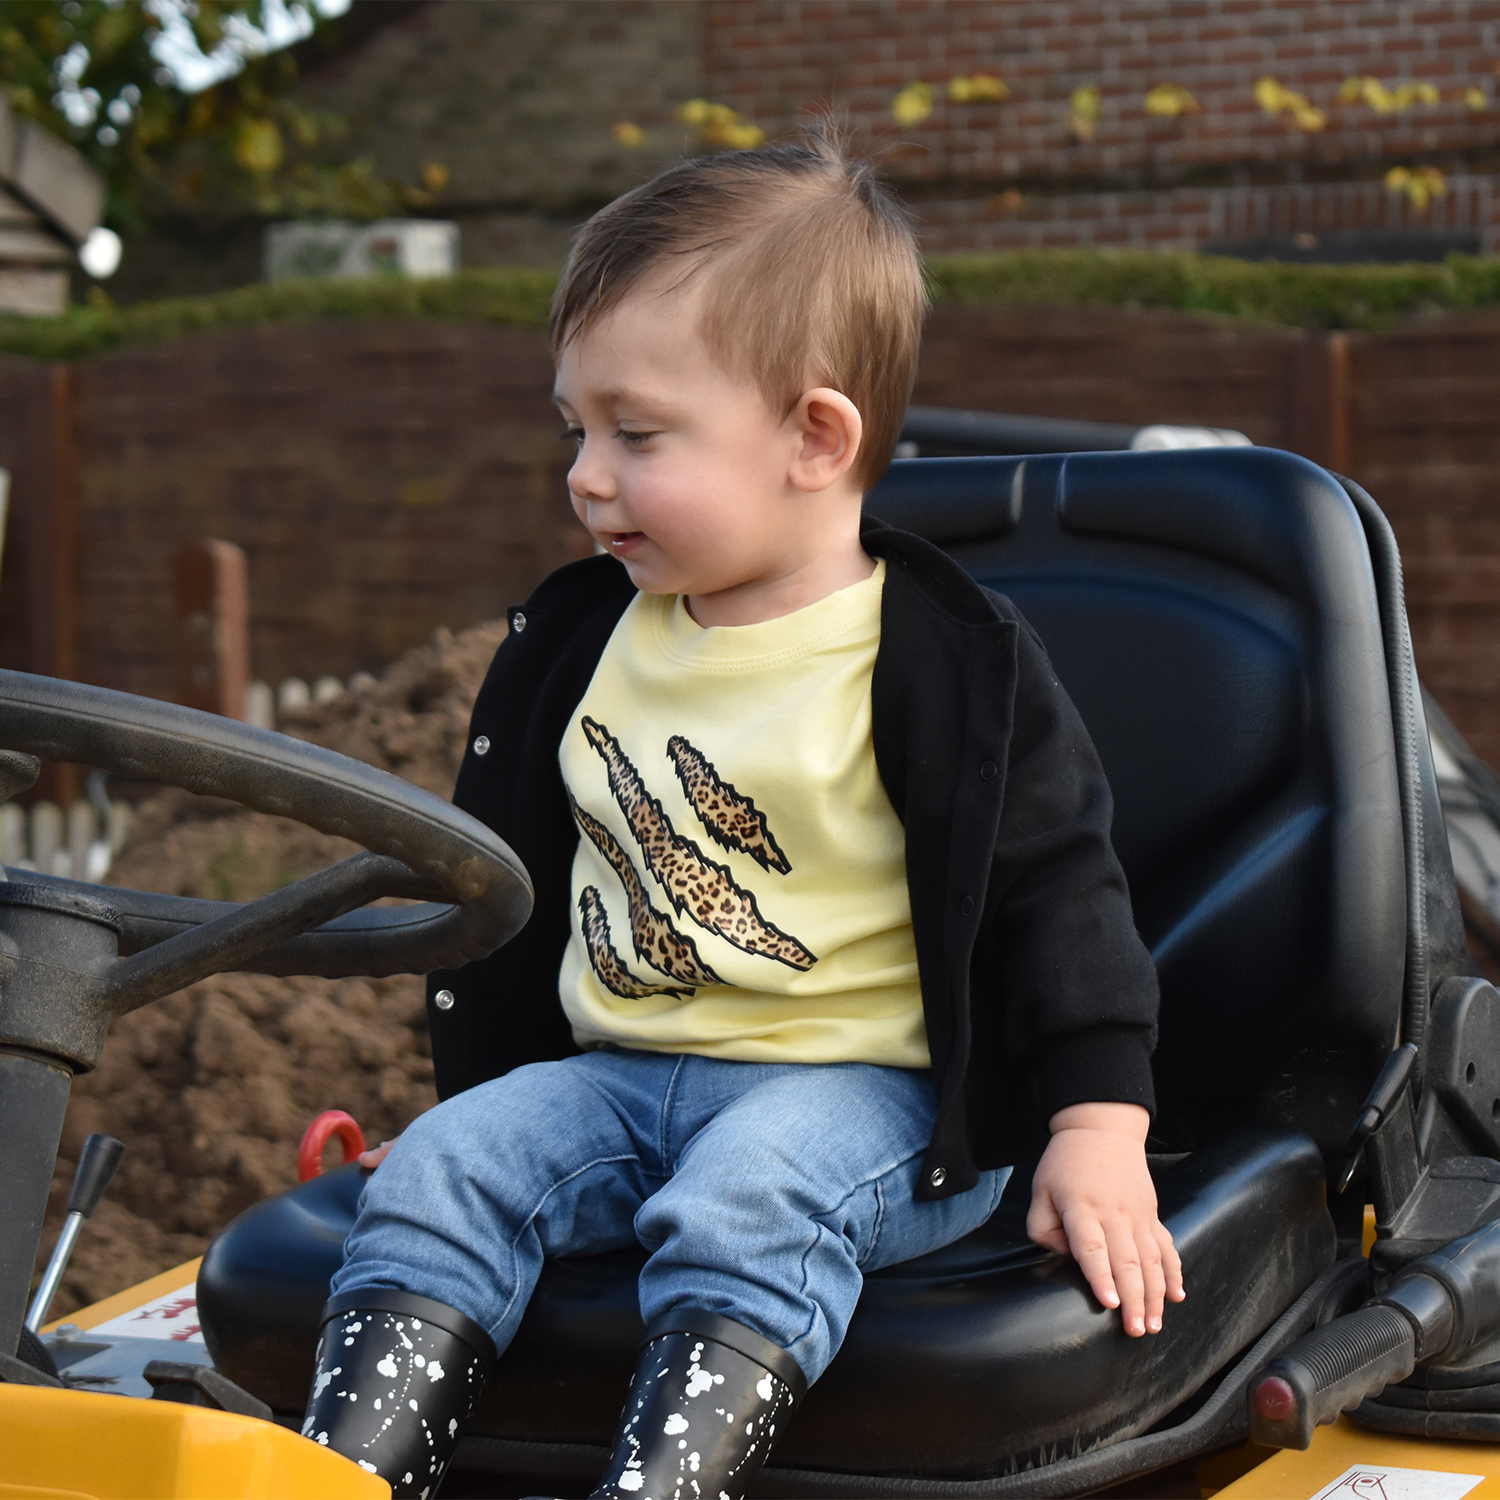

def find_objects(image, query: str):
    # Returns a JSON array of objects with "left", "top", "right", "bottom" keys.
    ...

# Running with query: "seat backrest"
[{"left": 865, "top": 448, "right": 1405, "bottom": 1153}]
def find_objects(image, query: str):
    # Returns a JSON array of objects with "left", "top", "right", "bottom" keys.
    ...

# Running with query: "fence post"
[
  {"left": 1291, "top": 330, "right": 1352, "bottom": 475},
  {"left": 174, "top": 538, "right": 250, "bottom": 719}
]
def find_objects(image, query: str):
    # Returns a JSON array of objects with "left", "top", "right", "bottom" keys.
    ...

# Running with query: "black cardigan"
[{"left": 426, "top": 517, "right": 1160, "bottom": 1200}]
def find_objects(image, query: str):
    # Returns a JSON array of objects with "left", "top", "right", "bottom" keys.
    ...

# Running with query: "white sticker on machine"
[
  {"left": 88, "top": 1282, "right": 204, "bottom": 1344},
  {"left": 1308, "top": 1465, "right": 1484, "bottom": 1500}
]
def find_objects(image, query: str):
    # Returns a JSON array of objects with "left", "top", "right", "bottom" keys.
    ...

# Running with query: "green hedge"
[
  {"left": 3, "top": 251, "right": 1500, "bottom": 360},
  {"left": 926, "top": 250, "right": 1500, "bottom": 330}
]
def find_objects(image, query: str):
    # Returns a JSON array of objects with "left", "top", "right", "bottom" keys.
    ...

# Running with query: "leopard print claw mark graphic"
[
  {"left": 581, "top": 717, "right": 815, "bottom": 971},
  {"left": 572, "top": 798, "right": 721, "bottom": 987},
  {"left": 579, "top": 886, "right": 692, "bottom": 999},
  {"left": 668, "top": 735, "right": 792, "bottom": 875}
]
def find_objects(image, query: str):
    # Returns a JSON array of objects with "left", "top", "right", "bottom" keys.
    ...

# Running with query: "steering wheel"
[{"left": 0, "top": 669, "right": 533, "bottom": 1070}]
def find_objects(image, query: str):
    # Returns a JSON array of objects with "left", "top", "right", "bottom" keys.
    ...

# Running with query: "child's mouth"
[{"left": 607, "top": 532, "right": 646, "bottom": 556}]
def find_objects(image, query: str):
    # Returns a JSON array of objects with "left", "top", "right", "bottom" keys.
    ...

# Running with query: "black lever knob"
[{"left": 65, "top": 1133, "right": 125, "bottom": 1219}]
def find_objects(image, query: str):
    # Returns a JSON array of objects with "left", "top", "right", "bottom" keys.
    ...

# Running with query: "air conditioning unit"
[{"left": 264, "top": 218, "right": 460, "bottom": 283}]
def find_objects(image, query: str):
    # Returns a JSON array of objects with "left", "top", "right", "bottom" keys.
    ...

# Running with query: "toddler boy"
[{"left": 301, "top": 132, "right": 1182, "bottom": 1500}]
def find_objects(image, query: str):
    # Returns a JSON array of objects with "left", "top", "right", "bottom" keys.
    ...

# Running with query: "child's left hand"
[{"left": 1026, "top": 1101, "right": 1185, "bottom": 1337}]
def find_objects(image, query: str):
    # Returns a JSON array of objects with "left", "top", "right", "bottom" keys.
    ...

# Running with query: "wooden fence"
[{"left": 0, "top": 306, "right": 1498, "bottom": 761}]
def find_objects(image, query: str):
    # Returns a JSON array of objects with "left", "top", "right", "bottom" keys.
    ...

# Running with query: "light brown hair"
[{"left": 551, "top": 128, "right": 927, "bottom": 489}]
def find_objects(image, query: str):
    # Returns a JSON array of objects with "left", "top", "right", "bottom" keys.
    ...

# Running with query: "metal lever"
[
  {"left": 1335, "top": 1042, "right": 1418, "bottom": 1194},
  {"left": 24, "top": 1133, "right": 124, "bottom": 1333}
]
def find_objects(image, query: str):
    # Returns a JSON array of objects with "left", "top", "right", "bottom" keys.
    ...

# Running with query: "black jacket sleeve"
[{"left": 973, "top": 609, "right": 1159, "bottom": 1139}]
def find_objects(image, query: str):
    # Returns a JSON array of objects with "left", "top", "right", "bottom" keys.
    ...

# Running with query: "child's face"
[{"left": 553, "top": 280, "right": 865, "bottom": 623}]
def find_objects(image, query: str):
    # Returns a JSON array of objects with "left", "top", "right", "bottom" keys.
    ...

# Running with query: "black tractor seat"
[
  {"left": 199, "top": 447, "right": 1459, "bottom": 1495},
  {"left": 202, "top": 1123, "right": 1329, "bottom": 1482}
]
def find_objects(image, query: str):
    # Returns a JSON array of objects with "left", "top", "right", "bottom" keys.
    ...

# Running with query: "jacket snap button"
[
  {"left": 980, "top": 760, "right": 997, "bottom": 780},
  {"left": 929, "top": 1166, "right": 947, "bottom": 1188},
  {"left": 960, "top": 896, "right": 974, "bottom": 916},
  {"left": 512, "top": 612, "right": 527, "bottom": 633},
  {"left": 473, "top": 735, "right": 491, "bottom": 756},
  {"left": 434, "top": 989, "right": 456, "bottom": 1011}
]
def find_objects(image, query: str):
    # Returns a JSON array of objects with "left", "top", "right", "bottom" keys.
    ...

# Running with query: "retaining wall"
[{"left": 2, "top": 304, "right": 1499, "bottom": 761}]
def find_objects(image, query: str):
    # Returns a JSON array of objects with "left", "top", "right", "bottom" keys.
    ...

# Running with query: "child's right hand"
[{"left": 358, "top": 1138, "right": 397, "bottom": 1170}]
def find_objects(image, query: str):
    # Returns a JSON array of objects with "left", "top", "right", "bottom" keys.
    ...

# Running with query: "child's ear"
[{"left": 789, "top": 388, "right": 863, "bottom": 493}]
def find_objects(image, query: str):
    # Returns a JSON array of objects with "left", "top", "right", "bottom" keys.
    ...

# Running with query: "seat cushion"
[{"left": 199, "top": 1122, "right": 1333, "bottom": 1480}]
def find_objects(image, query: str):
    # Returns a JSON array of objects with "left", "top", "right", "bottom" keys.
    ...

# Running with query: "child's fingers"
[
  {"left": 1157, "top": 1220, "right": 1185, "bottom": 1301},
  {"left": 1064, "top": 1215, "right": 1121, "bottom": 1312},
  {"left": 357, "top": 1139, "right": 396, "bottom": 1169},
  {"left": 1102, "top": 1219, "right": 1148, "bottom": 1335},
  {"left": 1139, "top": 1224, "right": 1167, "bottom": 1333}
]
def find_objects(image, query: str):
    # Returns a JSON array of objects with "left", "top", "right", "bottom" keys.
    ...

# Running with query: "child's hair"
[{"left": 551, "top": 127, "right": 926, "bottom": 489}]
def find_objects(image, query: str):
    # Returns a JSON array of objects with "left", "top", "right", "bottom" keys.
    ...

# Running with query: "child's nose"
[{"left": 567, "top": 440, "right": 615, "bottom": 502}]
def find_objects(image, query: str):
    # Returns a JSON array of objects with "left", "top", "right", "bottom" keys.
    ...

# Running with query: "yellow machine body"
[
  {"left": 1, "top": 1260, "right": 387, "bottom": 1500},
  {"left": 0, "top": 1383, "right": 388, "bottom": 1500},
  {"left": 1215, "top": 1419, "right": 1500, "bottom": 1498}
]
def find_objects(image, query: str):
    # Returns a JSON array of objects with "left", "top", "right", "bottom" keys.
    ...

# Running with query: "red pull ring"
[{"left": 298, "top": 1110, "right": 367, "bottom": 1182}]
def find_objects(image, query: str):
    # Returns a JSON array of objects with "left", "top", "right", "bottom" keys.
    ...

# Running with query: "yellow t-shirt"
[{"left": 557, "top": 559, "right": 929, "bottom": 1067}]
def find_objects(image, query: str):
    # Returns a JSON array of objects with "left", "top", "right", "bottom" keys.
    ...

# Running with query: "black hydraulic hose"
[{"left": 1339, "top": 478, "right": 1430, "bottom": 1062}]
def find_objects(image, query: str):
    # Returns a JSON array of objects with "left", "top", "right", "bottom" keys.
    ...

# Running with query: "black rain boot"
[
  {"left": 301, "top": 1289, "right": 496, "bottom": 1500},
  {"left": 591, "top": 1312, "right": 805, "bottom": 1500}
]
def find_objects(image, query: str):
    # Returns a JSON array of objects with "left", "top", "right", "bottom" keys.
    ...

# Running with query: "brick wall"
[
  {"left": 700, "top": 0, "right": 1500, "bottom": 253},
  {"left": 707, "top": 2, "right": 1500, "bottom": 179},
  {"left": 1349, "top": 312, "right": 1500, "bottom": 759}
]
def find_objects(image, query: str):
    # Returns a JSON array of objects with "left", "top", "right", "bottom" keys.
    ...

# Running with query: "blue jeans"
[{"left": 331, "top": 1050, "right": 1008, "bottom": 1384}]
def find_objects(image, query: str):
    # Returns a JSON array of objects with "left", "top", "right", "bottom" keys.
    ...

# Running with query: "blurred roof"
[
  {"left": 284, "top": 0, "right": 429, "bottom": 77},
  {"left": 0, "top": 90, "right": 104, "bottom": 248}
]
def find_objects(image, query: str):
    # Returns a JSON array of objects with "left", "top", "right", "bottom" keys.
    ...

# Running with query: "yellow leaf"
[
  {"left": 1144, "top": 82, "right": 1198, "bottom": 117},
  {"left": 675, "top": 99, "right": 711, "bottom": 125},
  {"left": 724, "top": 123, "right": 766, "bottom": 148},
  {"left": 1257, "top": 77, "right": 1322, "bottom": 129},
  {"left": 1069, "top": 84, "right": 1102, "bottom": 140},
  {"left": 892, "top": 82, "right": 934, "bottom": 127},
  {"left": 1362, "top": 78, "right": 1397, "bottom": 112},
  {"left": 1338, "top": 76, "right": 1365, "bottom": 103},
  {"left": 1464, "top": 87, "right": 1487, "bottom": 110},
  {"left": 1385, "top": 165, "right": 1447, "bottom": 209},
  {"left": 422, "top": 162, "right": 450, "bottom": 192},
  {"left": 1393, "top": 81, "right": 1440, "bottom": 108},
  {"left": 950, "top": 73, "right": 1007, "bottom": 103},
  {"left": 234, "top": 118, "right": 284, "bottom": 174},
  {"left": 1255, "top": 77, "right": 1289, "bottom": 114},
  {"left": 611, "top": 122, "right": 646, "bottom": 148}
]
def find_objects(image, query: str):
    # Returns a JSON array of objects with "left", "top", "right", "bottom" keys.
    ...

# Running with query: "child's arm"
[{"left": 1026, "top": 1102, "right": 1185, "bottom": 1337}]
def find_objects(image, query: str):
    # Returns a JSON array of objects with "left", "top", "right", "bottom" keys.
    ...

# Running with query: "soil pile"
[{"left": 34, "top": 619, "right": 508, "bottom": 1320}]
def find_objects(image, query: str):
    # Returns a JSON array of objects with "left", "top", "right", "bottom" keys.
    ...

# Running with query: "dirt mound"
[{"left": 35, "top": 620, "right": 508, "bottom": 1320}]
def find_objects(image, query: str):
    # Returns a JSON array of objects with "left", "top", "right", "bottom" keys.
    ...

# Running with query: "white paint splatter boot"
[
  {"left": 591, "top": 1313, "right": 805, "bottom": 1500},
  {"left": 301, "top": 1289, "right": 495, "bottom": 1500}
]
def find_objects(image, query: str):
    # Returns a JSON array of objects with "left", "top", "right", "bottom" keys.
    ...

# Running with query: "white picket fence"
[
  {"left": 243, "top": 672, "right": 375, "bottom": 729},
  {"left": 1, "top": 672, "right": 375, "bottom": 880},
  {"left": 2, "top": 778, "right": 131, "bottom": 881}
]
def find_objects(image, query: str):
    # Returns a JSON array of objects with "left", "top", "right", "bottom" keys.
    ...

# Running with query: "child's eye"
[
  {"left": 559, "top": 425, "right": 584, "bottom": 447},
  {"left": 617, "top": 429, "right": 652, "bottom": 446}
]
